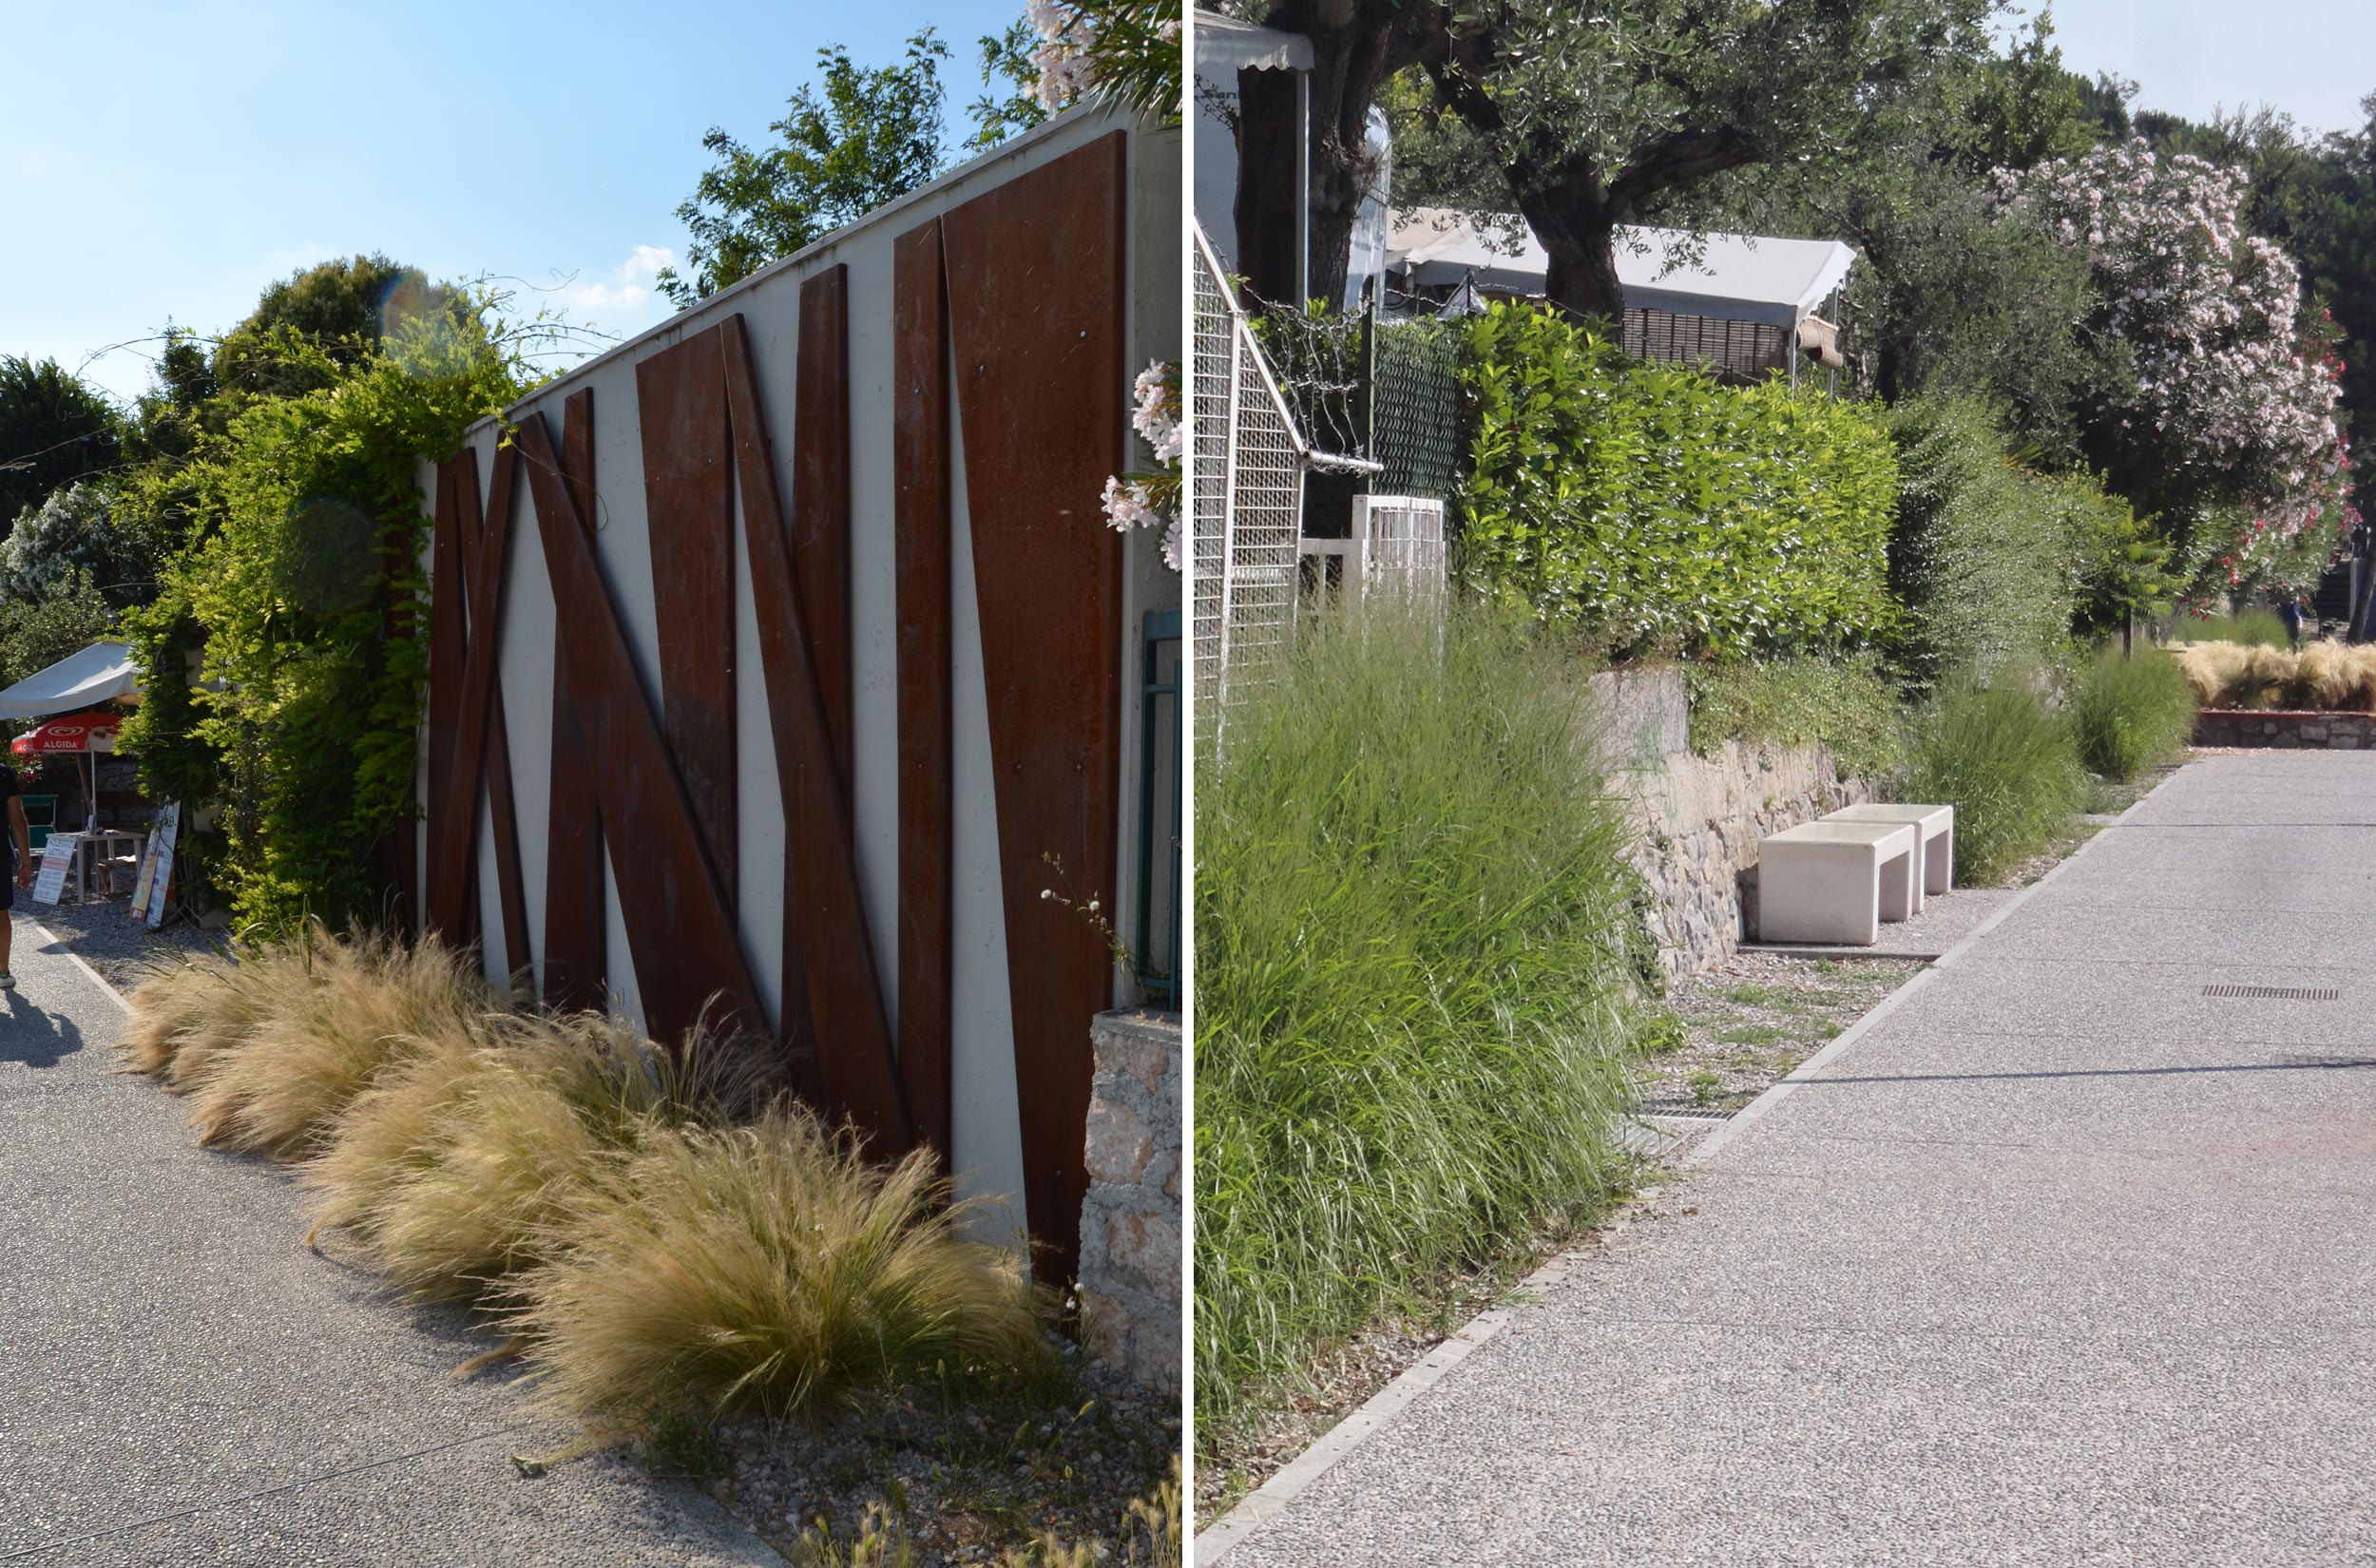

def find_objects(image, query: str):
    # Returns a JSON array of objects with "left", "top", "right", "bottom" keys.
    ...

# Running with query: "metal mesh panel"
[
  {"left": 1191, "top": 230, "right": 1308, "bottom": 746},
  {"left": 1372, "top": 320, "right": 1465, "bottom": 502},
  {"left": 1359, "top": 495, "right": 1447, "bottom": 600}
]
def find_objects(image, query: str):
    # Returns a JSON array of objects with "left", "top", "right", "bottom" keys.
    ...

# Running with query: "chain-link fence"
[{"left": 1372, "top": 318, "right": 1464, "bottom": 503}]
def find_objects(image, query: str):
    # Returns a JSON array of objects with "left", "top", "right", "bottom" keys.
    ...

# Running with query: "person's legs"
[{"left": 0, "top": 870, "right": 15, "bottom": 982}]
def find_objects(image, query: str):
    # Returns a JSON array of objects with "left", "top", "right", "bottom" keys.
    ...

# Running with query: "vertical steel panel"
[
  {"left": 892, "top": 219, "right": 954, "bottom": 1161},
  {"left": 634, "top": 332, "right": 739, "bottom": 907},
  {"left": 941, "top": 131, "right": 1128, "bottom": 1280},
  {"left": 794, "top": 265, "right": 855, "bottom": 801},
  {"left": 543, "top": 389, "right": 607, "bottom": 1010}
]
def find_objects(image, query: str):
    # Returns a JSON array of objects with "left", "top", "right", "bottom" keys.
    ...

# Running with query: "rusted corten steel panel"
[
  {"left": 941, "top": 131, "right": 1128, "bottom": 1280},
  {"left": 467, "top": 445, "right": 531, "bottom": 980},
  {"left": 426, "top": 444, "right": 520, "bottom": 941},
  {"left": 721, "top": 316, "right": 913, "bottom": 1156},
  {"left": 543, "top": 389, "right": 607, "bottom": 1012},
  {"left": 514, "top": 411, "right": 764, "bottom": 1045},
  {"left": 634, "top": 332, "right": 740, "bottom": 908},
  {"left": 424, "top": 459, "right": 464, "bottom": 921},
  {"left": 793, "top": 265, "right": 855, "bottom": 801},
  {"left": 892, "top": 217, "right": 955, "bottom": 1163}
]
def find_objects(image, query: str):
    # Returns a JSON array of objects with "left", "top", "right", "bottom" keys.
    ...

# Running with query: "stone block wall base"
[
  {"left": 2194, "top": 710, "right": 2376, "bottom": 749},
  {"left": 1076, "top": 1008, "right": 1181, "bottom": 1390}
]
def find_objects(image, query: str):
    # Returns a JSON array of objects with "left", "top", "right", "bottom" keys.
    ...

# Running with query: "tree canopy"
[{"left": 0, "top": 356, "right": 122, "bottom": 536}]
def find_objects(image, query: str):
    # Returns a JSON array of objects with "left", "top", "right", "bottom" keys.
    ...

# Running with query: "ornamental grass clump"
[
  {"left": 118, "top": 949, "right": 247, "bottom": 1078},
  {"left": 174, "top": 927, "right": 500, "bottom": 1158},
  {"left": 1195, "top": 602, "right": 1641, "bottom": 1436},
  {"left": 1899, "top": 676, "right": 2087, "bottom": 884},
  {"left": 506, "top": 1107, "right": 1040, "bottom": 1424},
  {"left": 2072, "top": 646, "right": 2198, "bottom": 780},
  {"left": 351, "top": 1013, "right": 778, "bottom": 1299}
]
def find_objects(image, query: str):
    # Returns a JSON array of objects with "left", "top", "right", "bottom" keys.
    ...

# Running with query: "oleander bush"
[
  {"left": 1456, "top": 302, "right": 1898, "bottom": 660},
  {"left": 2070, "top": 646, "right": 2196, "bottom": 780},
  {"left": 1195, "top": 602, "right": 1642, "bottom": 1436},
  {"left": 1898, "top": 676, "right": 2087, "bottom": 884}
]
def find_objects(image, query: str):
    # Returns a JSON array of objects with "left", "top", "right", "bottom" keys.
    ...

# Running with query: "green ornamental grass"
[
  {"left": 2071, "top": 645, "right": 2196, "bottom": 781},
  {"left": 1194, "top": 604, "right": 1642, "bottom": 1437},
  {"left": 1898, "top": 677, "right": 2087, "bottom": 885}
]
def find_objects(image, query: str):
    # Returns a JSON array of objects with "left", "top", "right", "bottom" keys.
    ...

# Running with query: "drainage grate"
[{"left": 2203, "top": 985, "right": 2341, "bottom": 1002}]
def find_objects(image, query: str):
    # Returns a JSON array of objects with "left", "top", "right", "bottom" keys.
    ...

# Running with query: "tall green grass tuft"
[
  {"left": 2071, "top": 646, "right": 2196, "bottom": 780},
  {"left": 1899, "top": 677, "right": 2087, "bottom": 884},
  {"left": 2174, "top": 607, "right": 2292, "bottom": 646},
  {"left": 1195, "top": 603, "right": 1641, "bottom": 1436},
  {"left": 506, "top": 1107, "right": 1040, "bottom": 1424}
]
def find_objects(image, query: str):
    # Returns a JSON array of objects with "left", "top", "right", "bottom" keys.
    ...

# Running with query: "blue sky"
[
  {"left": 0, "top": 0, "right": 1025, "bottom": 405},
  {"left": 2046, "top": 0, "right": 2372, "bottom": 140}
]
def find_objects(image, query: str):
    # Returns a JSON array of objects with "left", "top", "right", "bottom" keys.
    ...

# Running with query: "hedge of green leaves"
[{"left": 1455, "top": 303, "right": 1898, "bottom": 660}]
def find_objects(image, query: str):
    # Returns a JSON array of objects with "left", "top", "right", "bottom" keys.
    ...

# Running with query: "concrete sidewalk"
[
  {"left": 0, "top": 918, "right": 777, "bottom": 1565},
  {"left": 1213, "top": 753, "right": 2376, "bottom": 1566}
]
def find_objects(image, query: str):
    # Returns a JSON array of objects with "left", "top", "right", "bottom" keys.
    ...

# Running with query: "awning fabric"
[
  {"left": 1194, "top": 9, "right": 1314, "bottom": 75},
  {"left": 13, "top": 709, "right": 123, "bottom": 755},
  {"left": 0, "top": 641, "right": 141, "bottom": 719},
  {"left": 1388, "top": 208, "right": 1860, "bottom": 329}
]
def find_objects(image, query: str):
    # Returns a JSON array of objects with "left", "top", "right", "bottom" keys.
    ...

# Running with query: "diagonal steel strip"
[
  {"left": 512, "top": 411, "right": 767, "bottom": 1045},
  {"left": 719, "top": 313, "right": 913, "bottom": 1157}
]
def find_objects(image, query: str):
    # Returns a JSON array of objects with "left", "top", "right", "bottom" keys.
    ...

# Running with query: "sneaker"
[{"left": 0, "top": 972, "right": 14, "bottom": 990}]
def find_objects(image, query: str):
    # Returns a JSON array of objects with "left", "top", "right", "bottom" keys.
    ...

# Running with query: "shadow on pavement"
[{"left": 0, "top": 991, "right": 86, "bottom": 1069}]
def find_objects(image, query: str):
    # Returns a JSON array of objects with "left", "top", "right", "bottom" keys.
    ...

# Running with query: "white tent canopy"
[
  {"left": 0, "top": 641, "right": 142, "bottom": 719},
  {"left": 1194, "top": 10, "right": 1314, "bottom": 75},
  {"left": 1388, "top": 209, "right": 1859, "bottom": 329}
]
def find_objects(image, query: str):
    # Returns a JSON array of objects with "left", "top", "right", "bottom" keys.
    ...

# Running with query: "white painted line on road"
[
  {"left": 1194, "top": 769, "right": 2179, "bottom": 1563},
  {"left": 22, "top": 914, "right": 133, "bottom": 1013}
]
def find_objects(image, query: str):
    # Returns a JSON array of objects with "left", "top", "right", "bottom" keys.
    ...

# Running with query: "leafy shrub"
[
  {"left": 1195, "top": 604, "right": 1640, "bottom": 1433},
  {"left": 507, "top": 1108, "right": 1039, "bottom": 1423},
  {"left": 1898, "top": 677, "right": 2087, "bottom": 884},
  {"left": 1686, "top": 656, "right": 1908, "bottom": 777},
  {"left": 1885, "top": 396, "right": 2101, "bottom": 689},
  {"left": 119, "top": 300, "right": 530, "bottom": 937},
  {"left": 2071, "top": 647, "right": 2196, "bottom": 780},
  {"left": 1456, "top": 302, "right": 1897, "bottom": 660}
]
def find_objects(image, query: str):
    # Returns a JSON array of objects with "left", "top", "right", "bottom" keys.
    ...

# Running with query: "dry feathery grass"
[
  {"left": 2173, "top": 638, "right": 2376, "bottom": 712},
  {"left": 180, "top": 927, "right": 501, "bottom": 1159},
  {"left": 354, "top": 1014, "right": 779, "bottom": 1300},
  {"left": 507, "top": 1106, "right": 1042, "bottom": 1425},
  {"left": 117, "top": 951, "right": 243, "bottom": 1078}
]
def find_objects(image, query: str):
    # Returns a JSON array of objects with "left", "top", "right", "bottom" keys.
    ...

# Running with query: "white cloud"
[{"left": 558, "top": 245, "right": 679, "bottom": 314}]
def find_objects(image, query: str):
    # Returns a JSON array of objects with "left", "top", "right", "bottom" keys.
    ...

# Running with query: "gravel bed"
[
  {"left": 1643, "top": 951, "right": 1925, "bottom": 1116},
  {"left": 16, "top": 890, "right": 228, "bottom": 990},
  {"left": 673, "top": 1343, "right": 1179, "bottom": 1563}
]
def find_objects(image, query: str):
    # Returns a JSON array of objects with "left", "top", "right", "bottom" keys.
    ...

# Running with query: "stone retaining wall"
[
  {"left": 1618, "top": 741, "right": 1870, "bottom": 980},
  {"left": 1591, "top": 665, "right": 1871, "bottom": 981},
  {"left": 1077, "top": 1008, "right": 1181, "bottom": 1389},
  {"left": 2194, "top": 709, "right": 2376, "bottom": 749}
]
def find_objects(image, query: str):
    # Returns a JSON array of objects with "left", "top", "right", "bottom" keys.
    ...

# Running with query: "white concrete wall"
[{"left": 418, "top": 106, "right": 1181, "bottom": 1229}]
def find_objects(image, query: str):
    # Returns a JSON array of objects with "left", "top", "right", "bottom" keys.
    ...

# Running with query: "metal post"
[{"left": 1295, "top": 69, "right": 1311, "bottom": 305}]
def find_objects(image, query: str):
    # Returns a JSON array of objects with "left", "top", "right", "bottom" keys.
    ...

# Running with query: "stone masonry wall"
[
  {"left": 1589, "top": 666, "right": 1871, "bottom": 981},
  {"left": 2194, "top": 709, "right": 2376, "bottom": 749},
  {"left": 1077, "top": 1008, "right": 1181, "bottom": 1390}
]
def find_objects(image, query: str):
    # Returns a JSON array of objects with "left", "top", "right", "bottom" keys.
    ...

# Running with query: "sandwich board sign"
[
  {"left": 32, "top": 832, "right": 77, "bottom": 906},
  {"left": 131, "top": 802, "right": 178, "bottom": 929}
]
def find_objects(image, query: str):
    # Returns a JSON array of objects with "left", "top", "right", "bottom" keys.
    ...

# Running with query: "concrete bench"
[
  {"left": 1824, "top": 802, "right": 1955, "bottom": 905},
  {"left": 1755, "top": 821, "right": 1918, "bottom": 947}
]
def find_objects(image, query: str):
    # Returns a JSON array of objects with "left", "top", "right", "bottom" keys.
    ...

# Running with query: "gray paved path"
[
  {"left": 0, "top": 915, "right": 777, "bottom": 1566},
  {"left": 1217, "top": 753, "right": 2376, "bottom": 1566}
]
